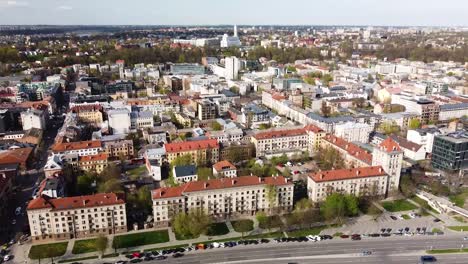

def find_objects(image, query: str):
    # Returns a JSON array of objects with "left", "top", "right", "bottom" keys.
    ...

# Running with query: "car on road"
[
  {"left": 464, "top": 237, "right": 468, "bottom": 241},
  {"left": 114, "top": 261, "right": 127, "bottom": 264},
  {"left": 419, "top": 255, "right": 437, "bottom": 263},
  {"left": 153, "top": 256, "right": 166, "bottom": 260},
  {"left": 390, "top": 215, "right": 398, "bottom": 220},
  {"left": 361, "top": 251, "right": 372, "bottom": 256},
  {"left": 3, "top": 255, "right": 12, "bottom": 261},
  {"left": 340, "top": 235, "right": 349, "bottom": 239},
  {"left": 433, "top": 218, "right": 441, "bottom": 222},
  {"left": 172, "top": 253, "right": 184, "bottom": 258}
]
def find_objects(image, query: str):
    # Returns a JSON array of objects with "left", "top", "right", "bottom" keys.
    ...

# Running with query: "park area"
[
  {"left": 381, "top": 199, "right": 417, "bottom": 212},
  {"left": 29, "top": 242, "right": 68, "bottom": 259},
  {"left": 112, "top": 230, "right": 169, "bottom": 249}
]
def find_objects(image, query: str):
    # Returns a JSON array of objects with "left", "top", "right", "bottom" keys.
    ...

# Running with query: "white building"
[
  {"left": 173, "top": 165, "right": 198, "bottom": 183},
  {"left": 307, "top": 166, "right": 388, "bottom": 202},
  {"left": 151, "top": 176, "right": 293, "bottom": 226},
  {"left": 406, "top": 128, "right": 440, "bottom": 153},
  {"left": 21, "top": 109, "right": 47, "bottom": 130},
  {"left": 108, "top": 109, "right": 131, "bottom": 135},
  {"left": 27, "top": 193, "right": 127, "bottom": 242},
  {"left": 225, "top": 56, "right": 240, "bottom": 80},
  {"left": 334, "top": 122, "right": 373, "bottom": 143},
  {"left": 51, "top": 140, "right": 102, "bottom": 157},
  {"left": 220, "top": 25, "right": 242, "bottom": 48},
  {"left": 130, "top": 111, "right": 154, "bottom": 130},
  {"left": 213, "top": 160, "right": 237, "bottom": 178},
  {"left": 439, "top": 103, "right": 468, "bottom": 121},
  {"left": 372, "top": 137, "right": 403, "bottom": 191}
]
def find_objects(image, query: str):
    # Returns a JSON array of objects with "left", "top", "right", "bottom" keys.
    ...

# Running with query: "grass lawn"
[
  {"left": 206, "top": 222, "right": 230, "bottom": 236},
  {"left": 427, "top": 248, "right": 468, "bottom": 254},
  {"left": 411, "top": 196, "right": 439, "bottom": 214},
  {"left": 287, "top": 226, "right": 327, "bottom": 237},
  {"left": 113, "top": 230, "right": 169, "bottom": 248},
  {"left": 72, "top": 239, "right": 98, "bottom": 254},
  {"left": 449, "top": 188, "right": 468, "bottom": 207},
  {"left": 258, "top": 215, "right": 283, "bottom": 229},
  {"left": 102, "top": 253, "right": 119, "bottom": 258},
  {"left": 231, "top": 219, "right": 254, "bottom": 233},
  {"left": 401, "top": 214, "right": 411, "bottom": 220},
  {"left": 29, "top": 242, "right": 68, "bottom": 259},
  {"left": 453, "top": 216, "right": 467, "bottom": 223},
  {"left": 333, "top": 232, "right": 344, "bottom": 237},
  {"left": 58, "top": 256, "right": 98, "bottom": 263},
  {"left": 432, "top": 228, "right": 442, "bottom": 233},
  {"left": 381, "top": 199, "right": 417, "bottom": 212},
  {"left": 447, "top": 226, "right": 468, "bottom": 232},
  {"left": 198, "top": 231, "right": 285, "bottom": 244},
  {"left": 127, "top": 166, "right": 147, "bottom": 179},
  {"left": 174, "top": 231, "right": 199, "bottom": 240}
]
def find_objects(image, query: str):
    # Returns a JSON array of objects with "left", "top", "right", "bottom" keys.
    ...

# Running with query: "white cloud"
[{"left": 57, "top": 5, "right": 73, "bottom": 10}]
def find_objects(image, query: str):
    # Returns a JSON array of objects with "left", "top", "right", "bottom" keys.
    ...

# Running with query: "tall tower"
[
  {"left": 372, "top": 137, "right": 403, "bottom": 194},
  {"left": 234, "top": 25, "right": 238, "bottom": 37}
]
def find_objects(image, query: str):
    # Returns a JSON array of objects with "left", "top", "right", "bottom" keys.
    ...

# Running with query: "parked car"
[
  {"left": 3, "top": 255, "right": 12, "bottom": 261},
  {"left": 390, "top": 215, "right": 398, "bottom": 220},
  {"left": 419, "top": 255, "right": 437, "bottom": 263},
  {"left": 172, "top": 253, "right": 184, "bottom": 258}
]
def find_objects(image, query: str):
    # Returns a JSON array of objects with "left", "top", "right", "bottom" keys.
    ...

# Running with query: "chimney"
[
  {"left": 204, "top": 183, "right": 208, "bottom": 189},
  {"left": 258, "top": 177, "right": 261, "bottom": 183},
  {"left": 83, "top": 199, "right": 86, "bottom": 206},
  {"left": 356, "top": 170, "right": 360, "bottom": 176},
  {"left": 232, "top": 179, "right": 236, "bottom": 185},
  {"left": 379, "top": 167, "right": 383, "bottom": 173},
  {"left": 320, "top": 174, "right": 324, "bottom": 180}
]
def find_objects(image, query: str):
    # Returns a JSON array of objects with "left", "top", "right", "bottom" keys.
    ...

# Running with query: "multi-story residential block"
[
  {"left": 27, "top": 193, "right": 127, "bottom": 242},
  {"left": 219, "top": 142, "right": 256, "bottom": 162},
  {"left": 173, "top": 165, "right": 198, "bottom": 183},
  {"left": 391, "top": 94, "right": 439, "bottom": 125},
  {"left": 307, "top": 166, "right": 388, "bottom": 202},
  {"left": 151, "top": 176, "right": 293, "bottom": 226},
  {"left": 304, "top": 124, "right": 326, "bottom": 153},
  {"left": 321, "top": 135, "right": 373, "bottom": 168},
  {"left": 241, "top": 104, "right": 270, "bottom": 128},
  {"left": 213, "top": 160, "right": 237, "bottom": 178},
  {"left": 142, "top": 129, "right": 168, "bottom": 144},
  {"left": 170, "top": 63, "right": 205, "bottom": 75},
  {"left": 431, "top": 131, "right": 468, "bottom": 172},
  {"left": 78, "top": 153, "right": 108, "bottom": 174},
  {"left": 371, "top": 137, "right": 403, "bottom": 191},
  {"left": 103, "top": 139, "right": 134, "bottom": 159},
  {"left": 197, "top": 99, "right": 217, "bottom": 120},
  {"left": 334, "top": 122, "right": 373, "bottom": 143},
  {"left": 51, "top": 140, "right": 102, "bottom": 157},
  {"left": 251, "top": 128, "right": 308, "bottom": 158},
  {"left": 164, "top": 139, "right": 219, "bottom": 165},
  {"left": 21, "top": 109, "right": 47, "bottom": 130},
  {"left": 71, "top": 104, "right": 103, "bottom": 125},
  {"left": 406, "top": 128, "right": 441, "bottom": 153},
  {"left": 130, "top": 111, "right": 154, "bottom": 129},
  {"left": 439, "top": 103, "right": 468, "bottom": 122}
]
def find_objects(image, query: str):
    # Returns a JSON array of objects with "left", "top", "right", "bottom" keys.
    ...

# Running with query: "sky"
[{"left": 0, "top": 0, "right": 467, "bottom": 26}]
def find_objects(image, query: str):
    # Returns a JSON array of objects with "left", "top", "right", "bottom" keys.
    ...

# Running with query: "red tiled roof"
[
  {"left": 164, "top": 139, "right": 218, "bottom": 153},
  {"left": 254, "top": 128, "right": 307, "bottom": 140},
  {"left": 379, "top": 137, "right": 401, "bottom": 153},
  {"left": 27, "top": 193, "right": 125, "bottom": 211},
  {"left": 52, "top": 140, "right": 102, "bottom": 152},
  {"left": 323, "top": 135, "right": 372, "bottom": 164},
  {"left": 0, "top": 147, "right": 33, "bottom": 165},
  {"left": 304, "top": 124, "right": 324, "bottom": 134},
  {"left": 152, "top": 176, "right": 291, "bottom": 199},
  {"left": 213, "top": 160, "right": 236, "bottom": 172},
  {"left": 79, "top": 153, "right": 108, "bottom": 162},
  {"left": 309, "top": 166, "right": 386, "bottom": 182},
  {"left": 71, "top": 104, "right": 102, "bottom": 112}
]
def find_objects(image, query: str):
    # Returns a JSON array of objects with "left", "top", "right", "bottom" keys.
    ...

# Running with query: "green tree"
[
  {"left": 76, "top": 174, "right": 95, "bottom": 195},
  {"left": 321, "top": 101, "right": 331, "bottom": 117},
  {"left": 292, "top": 198, "right": 314, "bottom": 228},
  {"left": 172, "top": 212, "right": 191, "bottom": 238},
  {"left": 378, "top": 121, "right": 400, "bottom": 135},
  {"left": 171, "top": 154, "right": 193, "bottom": 166},
  {"left": 100, "top": 163, "right": 121, "bottom": 181},
  {"left": 316, "top": 146, "right": 346, "bottom": 170},
  {"left": 320, "top": 193, "right": 359, "bottom": 224},
  {"left": 197, "top": 167, "right": 213, "bottom": 180},
  {"left": 265, "top": 184, "right": 278, "bottom": 213},
  {"left": 212, "top": 122, "right": 223, "bottom": 131},
  {"left": 95, "top": 235, "right": 108, "bottom": 258},
  {"left": 368, "top": 204, "right": 383, "bottom": 220},
  {"left": 232, "top": 220, "right": 253, "bottom": 237},
  {"left": 98, "top": 178, "right": 123, "bottom": 193},
  {"left": 408, "top": 118, "right": 421, "bottom": 129}
]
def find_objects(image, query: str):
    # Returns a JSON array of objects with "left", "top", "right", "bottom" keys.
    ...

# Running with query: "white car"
[
  {"left": 464, "top": 237, "right": 468, "bottom": 241},
  {"left": 3, "top": 255, "right": 12, "bottom": 261},
  {"left": 409, "top": 213, "right": 416, "bottom": 218},
  {"left": 398, "top": 215, "right": 404, "bottom": 220},
  {"left": 211, "top": 242, "right": 220, "bottom": 248}
]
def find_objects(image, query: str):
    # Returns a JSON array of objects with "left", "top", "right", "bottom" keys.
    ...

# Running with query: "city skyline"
[{"left": 0, "top": 0, "right": 467, "bottom": 26}]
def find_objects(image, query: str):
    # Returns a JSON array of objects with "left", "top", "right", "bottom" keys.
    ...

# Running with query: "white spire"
[{"left": 234, "top": 25, "right": 238, "bottom": 37}]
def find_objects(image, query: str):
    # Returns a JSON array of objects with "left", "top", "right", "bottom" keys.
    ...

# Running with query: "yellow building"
[{"left": 164, "top": 139, "right": 219, "bottom": 165}]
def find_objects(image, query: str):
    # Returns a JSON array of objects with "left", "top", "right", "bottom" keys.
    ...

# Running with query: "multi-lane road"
[{"left": 143, "top": 235, "right": 468, "bottom": 264}]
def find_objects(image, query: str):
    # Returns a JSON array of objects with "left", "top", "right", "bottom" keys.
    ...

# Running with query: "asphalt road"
[{"left": 142, "top": 235, "right": 468, "bottom": 264}]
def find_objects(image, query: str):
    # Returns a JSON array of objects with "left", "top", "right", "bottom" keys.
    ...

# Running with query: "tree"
[
  {"left": 172, "top": 212, "right": 191, "bottom": 238},
  {"left": 368, "top": 204, "right": 383, "bottom": 220},
  {"left": 100, "top": 164, "right": 121, "bottom": 181},
  {"left": 197, "top": 167, "right": 213, "bottom": 180},
  {"left": 265, "top": 184, "right": 278, "bottom": 213},
  {"left": 352, "top": 98, "right": 367, "bottom": 109},
  {"left": 172, "top": 209, "right": 212, "bottom": 238},
  {"left": 232, "top": 220, "right": 253, "bottom": 237},
  {"left": 95, "top": 235, "right": 108, "bottom": 258},
  {"left": 292, "top": 198, "right": 314, "bottom": 228},
  {"left": 211, "top": 121, "right": 222, "bottom": 131},
  {"left": 408, "top": 118, "right": 421, "bottom": 130},
  {"left": 256, "top": 212, "right": 268, "bottom": 227},
  {"left": 400, "top": 175, "right": 417, "bottom": 198},
  {"left": 76, "top": 174, "right": 96, "bottom": 195},
  {"left": 316, "top": 146, "right": 346, "bottom": 170},
  {"left": 378, "top": 121, "right": 400, "bottom": 135},
  {"left": 98, "top": 178, "right": 123, "bottom": 193},
  {"left": 320, "top": 193, "right": 359, "bottom": 224},
  {"left": 171, "top": 154, "right": 193, "bottom": 166}
]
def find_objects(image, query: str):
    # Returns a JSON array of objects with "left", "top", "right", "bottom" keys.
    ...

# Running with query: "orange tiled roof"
[
  {"left": 71, "top": 104, "right": 102, "bottom": 112},
  {"left": 27, "top": 193, "right": 125, "bottom": 211},
  {"left": 152, "top": 176, "right": 291, "bottom": 199},
  {"left": 79, "top": 153, "right": 108, "bottom": 162},
  {"left": 213, "top": 160, "right": 236, "bottom": 172},
  {"left": 379, "top": 137, "right": 401, "bottom": 153},
  {"left": 254, "top": 128, "right": 307, "bottom": 140},
  {"left": 0, "top": 147, "right": 33, "bottom": 165},
  {"left": 51, "top": 140, "right": 102, "bottom": 152},
  {"left": 323, "top": 135, "right": 372, "bottom": 164},
  {"left": 304, "top": 124, "right": 324, "bottom": 134},
  {"left": 164, "top": 139, "right": 218, "bottom": 153},
  {"left": 309, "top": 166, "right": 386, "bottom": 182}
]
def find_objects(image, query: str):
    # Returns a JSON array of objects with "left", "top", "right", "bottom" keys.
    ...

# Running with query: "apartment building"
[
  {"left": 103, "top": 139, "right": 134, "bottom": 159},
  {"left": 151, "top": 176, "right": 293, "bottom": 226},
  {"left": 334, "top": 122, "right": 373, "bottom": 143},
  {"left": 130, "top": 111, "right": 154, "bottom": 129},
  {"left": 252, "top": 128, "right": 308, "bottom": 158},
  {"left": 391, "top": 94, "right": 439, "bottom": 125},
  {"left": 27, "top": 193, "right": 127, "bottom": 242},
  {"left": 307, "top": 166, "right": 388, "bottom": 202},
  {"left": 78, "top": 153, "right": 108, "bottom": 174},
  {"left": 21, "top": 109, "right": 47, "bottom": 130},
  {"left": 164, "top": 139, "right": 219, "bottom": 165},
  {"left": 71, "top": 104, "right": 103, "bottom": 125},
  {"left": 432, "top": 131, "right": 468, "bottom": 172},
  {"left": 321, "top": 135, "right": 373, "bottom": 168},
  {"left": 371, "top": 137, "right": 403, "bottom": 191},
  {"left": 197, "top": 99, "right": 217, "bottom": 120},
  {"left": 51, "top": 140, "right": 102, "bottom": 157}
]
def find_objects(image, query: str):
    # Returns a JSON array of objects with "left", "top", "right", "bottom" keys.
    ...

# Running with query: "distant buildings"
[
  {"left": 151, "top": 176, "right": 293, "bottom": 226},
  {"left": 220, "top": 25, "right": 242, "bottom": 48},
  {"left": 108, "top": 109, "right": 131, "bottom": 135},
  {"left": 164, "top": 139, "right": 219, "bottom": 165},
  {"left": 334, "top": 122, "right": 373, "bottom": 143},
  {"left": 27, "top": 193, "right": 127, "bottom": 242},
  {"left": 21, "top": 109, "right": 47, "bottom": 130}
]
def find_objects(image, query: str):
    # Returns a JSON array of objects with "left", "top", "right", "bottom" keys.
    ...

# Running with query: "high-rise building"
[
  {"left": 372, "top": 137, "right": 403, "bottom": 191},
  {"left": 431, "top": 131, "right": 468, "bottom": 172},
  {"left": 225, "top": 56, "right": 240, "bottom": 80}
]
